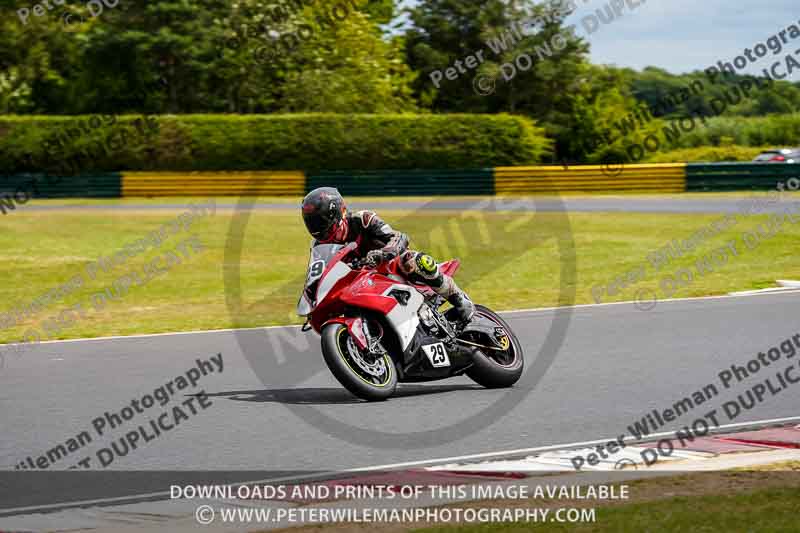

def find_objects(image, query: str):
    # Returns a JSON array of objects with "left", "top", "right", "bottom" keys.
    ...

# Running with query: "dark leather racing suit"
[{"left": 317, "top": 210, "right": 474, "bottom": 322}]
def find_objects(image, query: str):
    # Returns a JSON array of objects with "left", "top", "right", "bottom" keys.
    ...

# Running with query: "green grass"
[
  {"left": 1, "top": 198, "right": 799, "bottom": 343},
  {"left": 411, "top": 486, "right": 800, "bottom": 533}
]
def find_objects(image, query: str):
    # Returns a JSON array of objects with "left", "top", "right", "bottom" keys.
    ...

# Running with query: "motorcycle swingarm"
[{"left": 459, "top": 316, "right": 510, "bottom": 350}]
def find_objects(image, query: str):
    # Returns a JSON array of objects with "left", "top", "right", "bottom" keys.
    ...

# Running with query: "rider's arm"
[{"left": 357, "top": 211, "right": 408, "bottom": 258}]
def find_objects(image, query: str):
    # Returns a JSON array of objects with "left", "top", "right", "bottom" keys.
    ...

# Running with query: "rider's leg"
[{"left": 400, "top": 251, "right": 475, "bottom": 323}]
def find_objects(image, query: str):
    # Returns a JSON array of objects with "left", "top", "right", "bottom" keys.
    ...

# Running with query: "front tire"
[
  {"left": 321, "top": 323, "right": 398, "bottom": 401},
  {"left": 465, "top": 305, "right": 524, "bottom": 388}
]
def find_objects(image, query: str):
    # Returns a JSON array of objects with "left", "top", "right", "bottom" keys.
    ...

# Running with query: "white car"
[{"left": 753, "top": 148, "right": 800, "bottom": 163}]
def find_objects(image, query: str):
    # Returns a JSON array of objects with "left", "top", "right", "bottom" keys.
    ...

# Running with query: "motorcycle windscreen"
[{"left": 296, "top": 243, "right": 346, "bottom": 316}]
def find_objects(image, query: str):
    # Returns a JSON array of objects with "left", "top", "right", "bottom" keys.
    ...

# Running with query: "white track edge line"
[
  {"left": 345, "top": 415, "right": 800, "bottom": 471},
  {"left": 501, "top": 289, "right": 800, "bottom": 315},
  {"left": 2, "top": 289, "right": 798, "bottom": 348},
  {"left": 0, "top": 324, "right": 301, "bottom": 348},
  {"left": 2, "top": 415, "right": 799, "bottom": 515}
]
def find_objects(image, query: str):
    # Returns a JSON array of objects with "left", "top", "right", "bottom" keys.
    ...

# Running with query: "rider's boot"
[{"left": 436, "top": 275, "right": 475, "bottom": 324}]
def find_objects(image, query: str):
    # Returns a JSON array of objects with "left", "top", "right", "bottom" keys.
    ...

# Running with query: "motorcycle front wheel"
[{"left": 321, "top": 323, "right": 398, "bottom": 401}]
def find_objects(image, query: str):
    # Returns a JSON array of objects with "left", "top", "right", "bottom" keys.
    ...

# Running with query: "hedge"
[
  {"left": 0, "top": 114, "right": 550, "bottom": 173},
  {"left": 669, "top": 113, "right": 800, "bottom": 149},
  {"left": 644, "top": 145, "right": 770, "bottom": 163}
]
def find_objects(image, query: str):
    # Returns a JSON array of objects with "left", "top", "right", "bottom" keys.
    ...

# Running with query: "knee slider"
[{"left": 415, "top": 253, "right": 439, "bottom": 277}]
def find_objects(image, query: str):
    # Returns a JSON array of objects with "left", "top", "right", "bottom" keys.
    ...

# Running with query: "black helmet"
[{"left": 301, "top": 187, "right": 346, "bottom": 240}]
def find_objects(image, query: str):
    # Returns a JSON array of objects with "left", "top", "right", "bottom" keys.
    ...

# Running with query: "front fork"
[{"left": 323, "top": 316, "right": 385, "bottom": 354}]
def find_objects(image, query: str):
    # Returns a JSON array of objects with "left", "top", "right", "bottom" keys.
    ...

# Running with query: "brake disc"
[{"left": 345, "top": 336, "right": 386, "bottom": 378}]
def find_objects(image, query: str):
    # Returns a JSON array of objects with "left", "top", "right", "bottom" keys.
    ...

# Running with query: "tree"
[
  {"left": 0, "top": 0, "right": 411, "bottom": 114},
  {"left": 78, "top": 0, "right": 227, "bottom": 113},
  {"left": 404, "top": 0, "right": 593, "bottom": 159},
  {"left": 278, "top": 0, "right": 417, "bottom": 112},
  {"left": 572, "top": 66, "right": 665, "bottom": 163},
  {"left": 0, "top": 2, "right": 85, "bottom": 114}
]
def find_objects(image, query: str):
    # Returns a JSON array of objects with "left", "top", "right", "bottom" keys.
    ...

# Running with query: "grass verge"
[
  {"left": 264, "top": 462, "right": 800, "bottom": 533},
  {"left": 1, "top": 197, "right": 799, "bottom": 343},
  {"left": 413, "top": 487, "right": 800, "bottom": 533}
]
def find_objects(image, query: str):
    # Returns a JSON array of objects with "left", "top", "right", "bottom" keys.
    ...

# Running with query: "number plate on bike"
[{"left": 422, "top": 342, "right": 450, "bottom": 368}]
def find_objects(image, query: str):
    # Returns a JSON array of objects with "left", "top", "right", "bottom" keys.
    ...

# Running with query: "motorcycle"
[{"left": 296, "top": 241, "right": 524, "bottom": 401}]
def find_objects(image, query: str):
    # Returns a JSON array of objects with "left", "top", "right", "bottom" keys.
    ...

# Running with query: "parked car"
[{"left": 752, "top": 148, "right": 800, "bottom": 163}]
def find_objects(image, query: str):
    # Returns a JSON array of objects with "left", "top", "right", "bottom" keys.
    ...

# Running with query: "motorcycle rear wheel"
[
  {"left": 464, "top": 305, "right": 524, "bottom": 388},
  {"left": 321, "top": 323, "right": 398, "bottom": 401}
]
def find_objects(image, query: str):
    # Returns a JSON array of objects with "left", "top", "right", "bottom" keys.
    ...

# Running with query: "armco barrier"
[
  {"left": 687, "top": 163, "right": 800, "bottom": 191},
  {"left": 6, "top": 163, "right": 800, "bottom": 198},
  {"left": 494, "top": 164, "right": 686, "bottom": 194},
  {"left": 0, "top": 173, "right": 121, "bottom": 198},
  {"left": 121, "top": 171, "right": 305, "bottom": 197},
  {"left": 306, "top": 169, "right": 494, "bottom": 196}
]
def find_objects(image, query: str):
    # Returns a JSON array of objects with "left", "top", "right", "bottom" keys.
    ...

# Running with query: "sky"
[{"left": 398, "top": 0, "right": 800, "bottom": 79}]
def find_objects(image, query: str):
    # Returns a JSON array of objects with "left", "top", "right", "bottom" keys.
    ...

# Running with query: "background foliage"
[
  {"left": 0, "top": 113, "right": 549, "bottom": 171},
  {"left": 1, "top": 0, "right": 798, "bottom": 167}
]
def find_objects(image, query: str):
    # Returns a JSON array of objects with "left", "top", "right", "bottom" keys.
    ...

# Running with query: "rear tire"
[
  {"left": 321, "top": 323, "right": 397, "bottom": 401},
  {"left": 465, "top": 305, "right": 524, "bottom": 388}
]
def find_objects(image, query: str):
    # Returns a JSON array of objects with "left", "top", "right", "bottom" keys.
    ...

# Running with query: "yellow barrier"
[
  {"left": 494, "top": 163, "right": 687, "bottom": 194},
  {"left": 122, "top": 165, "right": 687, "bottom": 197},
  {"left": 122, "top": 171, "right": 305, "bottom": 197}
]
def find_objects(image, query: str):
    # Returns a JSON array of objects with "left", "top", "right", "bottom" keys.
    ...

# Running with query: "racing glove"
[{"left": 365, "top": 249, "right": 396, "bottom": 266}]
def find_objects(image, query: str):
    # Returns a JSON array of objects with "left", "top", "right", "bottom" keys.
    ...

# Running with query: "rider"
[{"left": 300, "top": 187, "right": 475, "bottom": 323}]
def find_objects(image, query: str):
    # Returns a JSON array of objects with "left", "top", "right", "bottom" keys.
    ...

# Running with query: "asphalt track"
[
  {"left": 2, "top": 291, "right": 800, "bottom": 512},
  {"left": 19, "top": 197, "right": 800, "bottom": 214}
]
